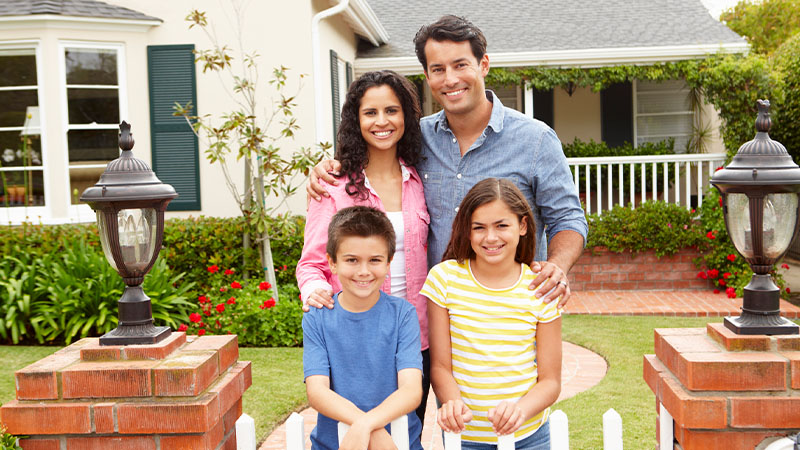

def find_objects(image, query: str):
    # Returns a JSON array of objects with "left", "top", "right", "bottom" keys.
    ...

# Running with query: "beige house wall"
[{"left": 553, "top": 86, "right": 602, "bottom": 144}]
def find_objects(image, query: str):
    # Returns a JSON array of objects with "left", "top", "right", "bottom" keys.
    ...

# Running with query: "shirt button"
[
  {"left": 457, "top": 173, "right": 462, "bottom": 179},
  {"left": 455, "top": 207, "right": 459, "bottom": 213},
  {"left": 452, "top": 138, "right": 457, "bottom": 143},
  {"left": 424, "top": 173, "right": 428, "bottom": 179}
]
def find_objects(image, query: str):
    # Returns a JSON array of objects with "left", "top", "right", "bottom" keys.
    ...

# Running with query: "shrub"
[
  {"left": 586, "top": 200, "right": 705, "bottom": 257},
  {"left": 180, "top": 265, "right": 302, "bottom": 347},
  {"left": 773, "top": 33, "right": 800, "bottom": 165},
  {"left": 0, "top": 424, "right": 23, "bottom": 450}
]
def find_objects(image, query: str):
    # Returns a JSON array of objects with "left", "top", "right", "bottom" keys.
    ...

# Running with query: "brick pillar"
[
  {"left": 0, "top": 332, "right": 251, "bottom": 450},
  {"left": 644, "top": 324, "right": 800, "bottom": 450}
]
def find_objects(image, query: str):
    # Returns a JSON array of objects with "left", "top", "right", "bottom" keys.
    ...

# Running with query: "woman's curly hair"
[{"left": 336, "top": 70, "right": 423, "bottom": 199}]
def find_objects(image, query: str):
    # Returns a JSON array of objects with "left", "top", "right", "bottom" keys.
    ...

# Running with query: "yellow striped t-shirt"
[{"left": 421, "top": 259, "right": 561, "bottom": 443}]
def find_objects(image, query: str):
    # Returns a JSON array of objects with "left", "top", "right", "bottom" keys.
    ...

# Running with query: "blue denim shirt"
[{"left": 417, "top": 91, "right": 588, "bottom": 268}]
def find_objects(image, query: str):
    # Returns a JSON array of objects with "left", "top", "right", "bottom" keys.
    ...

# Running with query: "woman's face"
[{"left": 359, "top": 85, "right": 405, "bottom": 156}]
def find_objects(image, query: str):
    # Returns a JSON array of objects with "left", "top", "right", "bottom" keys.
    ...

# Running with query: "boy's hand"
[
  {"left": 487, "top": 401, "right": 525, "bottom": 436},
  {"left": 368, "top": 428, "right": 397, "bottom": 450},
  {"left": 437, "top": 399, "right": 473, "bottom": 433},
  {"left": 302, "top": 288, "right": 334, "bottom": 312},
  {"left": 306, "top": 159, "right": 342, "bottom": 202},
  {"left": 339, "top": 421, "right": 371, "bottom": 450}
]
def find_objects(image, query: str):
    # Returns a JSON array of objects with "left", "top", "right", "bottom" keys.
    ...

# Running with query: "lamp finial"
[
  {"left": 119, "top": 121, "right": 134, "bottom": 152},
  {"left": 755, "top": 99, "right": 771, "bottom": 134}
]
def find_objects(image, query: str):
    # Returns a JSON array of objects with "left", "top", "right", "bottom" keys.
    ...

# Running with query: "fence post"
[
  {"left": 659, "top": 403, "right": 673, "bottom": 450},
  {"left": 444, "top": 431, "right": 462, "bottom": 450},
  {"left": 236, "top": 413, "right": 256, "bottom": 450},
  {"left": 603, "top": 408, "right": 623, "bottom": 450},
  {"left": 550, "top": 409, "right": 569, "bottom": 450},
  {"left": 285, "top": 412, "right": 305, "bottom": 450}
]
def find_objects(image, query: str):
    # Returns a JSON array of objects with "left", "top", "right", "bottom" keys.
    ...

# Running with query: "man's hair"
[
  {"left": 413, "top": 15, "right": 487, "bottom": 72},
  {"left": 442, "top": 178, "right": 536, "bottom": 265},
  {"left": 327, "top": 206, "right": 396, "bottom": 262}
]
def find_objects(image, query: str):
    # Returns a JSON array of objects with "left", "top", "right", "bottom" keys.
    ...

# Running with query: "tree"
[
  {"left": 721, "top": 0, "right": 800, "bottom": 55},
  {"left": 772, "top": 33, "right": 800, "bottom": 163},
  {"left": 176, "top": 6, "right": 325, "bottom": 299}
]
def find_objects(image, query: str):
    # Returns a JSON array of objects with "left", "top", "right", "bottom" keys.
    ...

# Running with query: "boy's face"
[
  {"left": 328, "top": 236, "right": 391, "bottom": 303},
  {"left": 423, "top": 39, "right": 489, "bottom": 117}
]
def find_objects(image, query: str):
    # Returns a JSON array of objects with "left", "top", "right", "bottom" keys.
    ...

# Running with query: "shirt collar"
[
  {"left": 362, "top": 162, "right": 412, "bottom": 191},
  {"left": 433, "top": 90, "right": 505, "bottom": 134}
]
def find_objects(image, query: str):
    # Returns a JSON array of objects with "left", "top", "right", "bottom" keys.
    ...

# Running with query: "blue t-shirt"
[{"left": 303, "top": 291, "right": 423, "bottom": 450}]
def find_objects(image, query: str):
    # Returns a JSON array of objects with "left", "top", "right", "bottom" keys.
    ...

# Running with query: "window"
[
  {"left": 0, "top": 46, "right": 44, "bottom": 208},
  {"left": 634, "top": 79, "right": 693, "bottom": 152},
  {"left": 61, "top": 43, "right": 126, "bottom": 204},
  {"left": 329, "top": 50, "right": 352, "bottom": 150}
]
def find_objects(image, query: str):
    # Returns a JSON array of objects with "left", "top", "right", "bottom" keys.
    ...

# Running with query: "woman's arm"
[
  {"left": 488, "top": 318, "right": 562, "bottom": 435},
  {"left": 428, "top": 299, "right": 473, "bottom": 432},
  {"left": 296, "top": 191, "right": 338, "bottom": 311}
]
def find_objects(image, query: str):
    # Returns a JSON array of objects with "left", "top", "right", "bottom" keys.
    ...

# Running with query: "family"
[{"left": 296, "top": 15, "right": 588, "bottom": 450}]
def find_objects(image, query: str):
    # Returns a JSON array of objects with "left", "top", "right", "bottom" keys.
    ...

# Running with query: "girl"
[
  {"left": 296, "top": 70, "right": 432, "bottom": 423},
  {"left": 421, "top": 178, "right": 562, "bottom": 450}
]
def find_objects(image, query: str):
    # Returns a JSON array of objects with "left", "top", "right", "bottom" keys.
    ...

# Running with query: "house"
[
  {"left": 0, "top": 0, "right": 747, "bottom": 225},
  {"left": 0, "top": 0, "right": 385, "bottom": 225}
]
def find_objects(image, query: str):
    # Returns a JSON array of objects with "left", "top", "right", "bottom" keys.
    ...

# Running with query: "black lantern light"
[
  {"left": 80, "top": 122, "right": 178, "bottom": 345},
  {"left": 711, "top": 100, "right": 800, "bottom": 335}
]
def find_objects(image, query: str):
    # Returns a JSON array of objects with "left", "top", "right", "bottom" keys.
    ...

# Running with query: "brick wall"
[{"left": 568, "top": 247, "right": 713, "bottom": 291}]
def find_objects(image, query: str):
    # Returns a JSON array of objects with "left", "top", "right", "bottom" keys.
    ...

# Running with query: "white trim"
[
  {"left": 524, "top": 85, "right": 533, "bottom": 118},
  {"left": 0, "top": 14, "right": 159, "bottom": 33},
  {"left": 355, "top": 42, "right": 750, "bottom": 75},
  {"left": 330, "top": 0, "right": 389, "bottom": 46}
]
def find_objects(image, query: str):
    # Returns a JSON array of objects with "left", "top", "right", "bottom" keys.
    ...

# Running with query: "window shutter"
[
  {"left": 601, "top": 82, "right": 633, "bottom": 148},
  {"left": 345, "top": 62, "right": 353, "bottom": 90},
  {"left": 147, "top": 44, "right": 200, "bottom": 211},
  {"left": 532, "top": 89, "right": 554, "bottom": 129},
  {"left": 330, "top": 50, "right": 340, "bottom": 151}
]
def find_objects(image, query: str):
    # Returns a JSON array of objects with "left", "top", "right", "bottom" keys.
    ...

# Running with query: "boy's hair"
[
  {"left": 327, "top": 206, "right": 396, "bottom": 262},
  {"left": 413, "top": 15, "right": 487, "bottom": 72},
  {"left": 336, "top": 70, "right": 423, "bottom": 200},
  {"left": 442, "top": 178, "right": 536, "bottom": 265}
]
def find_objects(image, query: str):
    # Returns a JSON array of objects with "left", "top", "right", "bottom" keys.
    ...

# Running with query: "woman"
[{"left": 296, "top": 70, "right": 432, "bottom": 423}]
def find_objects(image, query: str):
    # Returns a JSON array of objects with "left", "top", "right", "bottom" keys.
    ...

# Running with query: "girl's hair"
[
  {"left": 442, "top": 178, "right": 536, "bottom": 265},
  {"left": 335, "top": 70, "right": 423, "bottom": 199}
]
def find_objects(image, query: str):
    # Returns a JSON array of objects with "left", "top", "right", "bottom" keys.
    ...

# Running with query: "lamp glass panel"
[
  {"left": 97, "top": 211, "right": 118, "bottom": 271},
  {"left": 763, "top": 193, "right": 799, "bottom": 258},
  {"left": 117, "top": 208, "right": 158, "bottom": 274},
  {"left": 725, "top": 193, "right": 753, "bottom": 258}
]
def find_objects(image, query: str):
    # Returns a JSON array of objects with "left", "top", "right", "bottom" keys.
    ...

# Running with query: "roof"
[
  {"left": 0, "top": 0, "right": 160, "bottom": 22},
  {"left": 356, "top": 0, "right": 747, "bottom": 73}
]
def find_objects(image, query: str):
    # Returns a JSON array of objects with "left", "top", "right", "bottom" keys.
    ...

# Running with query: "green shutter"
[
  {"left": 147, "top": 44, "right": 201, "bottom": 211},
  {"left": 330, "top": 50, "right": 340, "bottom": 151},
  {"left": 345, "top": 61, "right": 353, "bottom": 90}
]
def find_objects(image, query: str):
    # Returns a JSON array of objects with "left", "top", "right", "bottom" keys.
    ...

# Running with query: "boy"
[{"left": 303, "top": 206, "right": 423, "bottom": 450}]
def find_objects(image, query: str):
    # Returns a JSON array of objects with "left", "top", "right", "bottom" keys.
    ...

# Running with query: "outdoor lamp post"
[
  {"left": 711, "top": 100, "right": 800, "bottom": 335},
  {"left": 80, "top": 121, "right": 178, "bottom": 345}
]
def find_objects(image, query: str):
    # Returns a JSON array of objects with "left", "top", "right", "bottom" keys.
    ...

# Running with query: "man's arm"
[
  {"left": 530, "top": 230, "right": 585, "bottom": 307},
  {"left": 306, "top": 159, "right": 342, "bottom": 201}
]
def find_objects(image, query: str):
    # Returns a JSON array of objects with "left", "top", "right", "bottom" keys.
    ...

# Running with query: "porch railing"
[{"left": 567, "top": 153, "right": 727, "bottom": 215}]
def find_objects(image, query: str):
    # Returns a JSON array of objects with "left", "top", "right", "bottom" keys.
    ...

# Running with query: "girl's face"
[
  {"left": 469, "top": 199, "right": 528, "bottom": 266},
  {"left": 359, "top": 85, "right": 405, "bottom": 155}
]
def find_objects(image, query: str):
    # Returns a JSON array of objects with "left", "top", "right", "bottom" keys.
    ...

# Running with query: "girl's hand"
[
  {"left": 437, "top": 399, "right": 473, "bottom": 433},
  {"left": 302, "top": 288, "right": 334, "bottom": 312},
  {"left": 487, "top": 401, "right": 525, "bottom": 436}
]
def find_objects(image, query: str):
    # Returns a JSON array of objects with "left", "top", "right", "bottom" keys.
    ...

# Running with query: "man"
[{"left": 307, "top": 15, "right": 587, "bottom": 306}]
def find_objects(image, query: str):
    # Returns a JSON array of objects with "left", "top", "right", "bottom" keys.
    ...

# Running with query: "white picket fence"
[
  {"left": 568, "top": 153, "right": 727, "bottom": 215},
  {"left": 283, "top": 406, "right": 647, "bottom": 450}
]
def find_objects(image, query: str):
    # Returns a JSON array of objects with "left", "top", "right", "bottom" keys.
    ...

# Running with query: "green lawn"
[{"left": 0, "top": 315, "right": 779, "bottom": 448}]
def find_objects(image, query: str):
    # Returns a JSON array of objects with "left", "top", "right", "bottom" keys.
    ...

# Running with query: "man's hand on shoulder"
[
  {"left": 306, "top": 159, "right": 342, "bottom": 202},
  {"left": 529, "top": 261, "right": 571, "bottom": 309}
]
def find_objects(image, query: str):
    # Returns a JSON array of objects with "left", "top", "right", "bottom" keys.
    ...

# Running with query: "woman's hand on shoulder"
[
  {"left": 488, "top": 400, "right": 525, "bottom": 436},
  {"left": 306, "top": 159, "right": 342, "bottom": 202},
  {"left": 437, "top": 398, "right": 472, "bottom": 433},
  {"left": 302, "top": 288, "right": 335, "bottom": 312}
]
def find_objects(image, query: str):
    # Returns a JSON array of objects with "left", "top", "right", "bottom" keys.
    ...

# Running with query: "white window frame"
[
  {"left": 633, "top": 79, "right": 693, "bottom": 152},
  {"left": 58, "top": 40, "right": 128, "bottom": 221},
  {"left": 0, "top": 40, "right": 49, "bottom": 224}
]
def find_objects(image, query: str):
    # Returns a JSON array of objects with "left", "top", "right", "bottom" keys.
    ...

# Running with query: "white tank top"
[{"left": 385, "top": 211, "right": 407, "bottom": 299}]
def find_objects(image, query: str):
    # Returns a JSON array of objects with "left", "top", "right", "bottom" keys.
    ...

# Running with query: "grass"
[{"left": 2, "top": 315, "right": 794, "bottom": 448}]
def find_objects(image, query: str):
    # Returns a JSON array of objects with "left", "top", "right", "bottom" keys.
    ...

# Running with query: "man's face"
[{"left": 423, "top": 39, "right": 489, "bottom": 117}]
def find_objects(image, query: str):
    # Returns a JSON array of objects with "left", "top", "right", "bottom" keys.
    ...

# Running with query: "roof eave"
[
  {"left": 355, "top": 42, "right": 750, "bottom": 76},
  {"left": 0, "top": 14, "right": 161, "bottom": 32},
  {"left": 334, "top": 0, "right": 389, "bottom": 46}
]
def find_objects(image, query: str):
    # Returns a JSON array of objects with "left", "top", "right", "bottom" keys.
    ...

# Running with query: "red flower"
[
  {"left": 723, "top": 272, "right": 731, "bottom": 279},
  {"left": 282, "top": 265, "right": 288, "bottom": 271},
  {"left": 706, "top": 231, "right": 716, "bottom": 240},
  {"left": 207, "top": 265, "right": 219, "bottom": 273},
  {"left": 224, "top": 268, "right": 235, "bottom": 275},
  {"left": 231, "top": 281, "right": 242, "bottom": 289},
  {"left": 220, "top": 287, "right": 227, "bottom": 293},
  {"left": 718, "top": 279, "right": 726, "bottom": 286},
  {"left": 713, "top": 289, "right": 720, "bottom": 294},
  {"left": 697, "top": 271, "right": 708, "bottom": 279},
  {"left": 215, "top": 320, "right": 221, "bottom": 329},
  {"left": 198, "top": 295, "right": 208, "bottom": 304},
  {"left": 226, "top": 297, "right": 236, "bottom": 305},
  {"left": 259, "top": 281, "right": 272, "bottom": 291},
  {"left": 726, "top": 287, "right": 736, "bottom": 298},
  {"left": 264, "top": 298, "right": 276, "bottom": 309},
  {"left": 727, "top": 254, "right": 736, "bottom": 262},
  {"left": 189, "top": 312, "right": 202, "bottom": 323},
  {"left": 259, "top": 304, "right": 266, "bottom": 310},
  {"left": 782, "top": 263, "right": 790, "bottom": 270},
  {"left": 216, "top": 304, "right": 225, "bottom": 313},
  {"left": 718, "top": 196, "right": 723, "bottom": 207},
  {"left": 715, "top": 166, "right": 724, "bottom": 172},
  {"left": 788, "top": 287, "right": 792, "bottom": 294},
  {"left": 198, "top": 329, "right": 206, "bottom": 336},
  {"left": 203, "top": 309, "right": 211, "bottom": 316},
  {"left": 178, "top": 324, "right": 188, "bottom": 331},
  {"left": 707, "top": 269, "right": 719, "bottom": 279}
]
